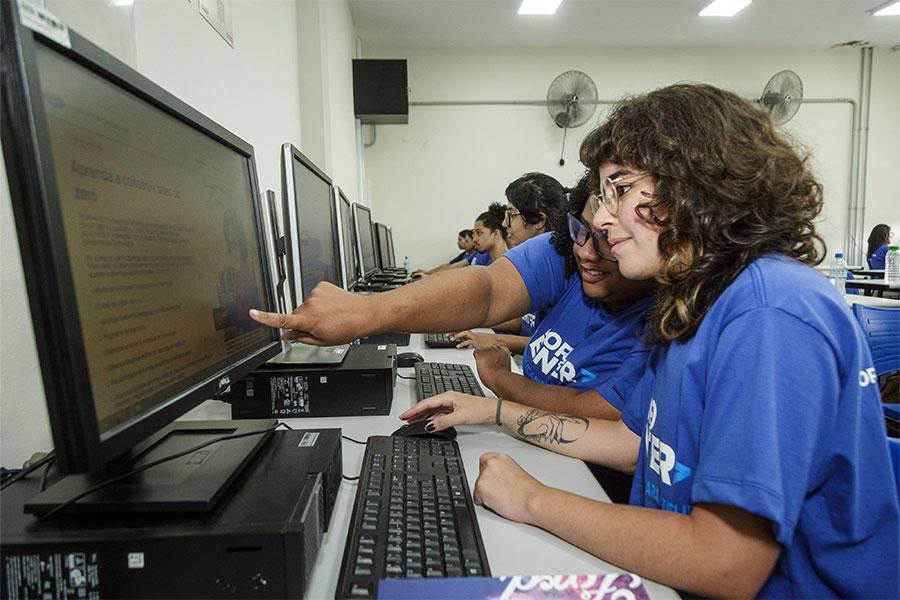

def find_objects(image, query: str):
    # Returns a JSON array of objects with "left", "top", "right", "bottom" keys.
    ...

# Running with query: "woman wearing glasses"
[
  {"left": 502, "top": 172, "right": 566, "bottom": 249},
  {"left": 249, "top": 187, "right": 655, "bottom": 430},
  {"left": 397, "top": 84, "right": 899, "bottom": 598}
]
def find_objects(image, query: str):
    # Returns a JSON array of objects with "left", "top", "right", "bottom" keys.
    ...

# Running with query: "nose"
[{"left": 591, "top": 202, "right": 614, "bottom": 231}]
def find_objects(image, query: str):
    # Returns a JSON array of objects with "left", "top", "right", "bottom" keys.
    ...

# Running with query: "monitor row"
[{"left": 276, "top": 143, "right": 406, "bottom": 312}]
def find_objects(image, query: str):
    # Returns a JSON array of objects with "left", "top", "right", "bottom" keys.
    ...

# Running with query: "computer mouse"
[
  {"left": 391, "top": 420, "right": 457, "bottom": 440},
  {"left": 396, "top": 351, "right": 424, "bottom": 368}
]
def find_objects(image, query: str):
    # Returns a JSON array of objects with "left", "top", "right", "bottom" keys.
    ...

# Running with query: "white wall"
[
  {"left": 0, "top": 0, "right": 358, "bottom": 467},
  {"left": 362, "top": 46, "right": 900, "bottom": 271}
]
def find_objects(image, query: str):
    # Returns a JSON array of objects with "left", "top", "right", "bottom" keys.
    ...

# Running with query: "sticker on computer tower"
[
  {"left": 270, "top": 375, "right": 310, "bottom": 416},
  {"left": 298, "top": 431, "right": 319, "bottom": 447},
  {"left": 3, "top": 550, "right": 100, "bottom": 598}
]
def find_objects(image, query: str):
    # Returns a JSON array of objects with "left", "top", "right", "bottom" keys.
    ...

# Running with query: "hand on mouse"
[{"left": 399, "top": 392, "right": 495, "bottom": 432}]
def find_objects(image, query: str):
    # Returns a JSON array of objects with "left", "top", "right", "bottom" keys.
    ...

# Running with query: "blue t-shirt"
[
  {"left": 470, "top": 251, "right": 492, "bottom": 266},
  {"left": 504, "top": 234, "right": 653, "bottom": 410},
  {"left": 622, "top": 256, "right": 900, "bottom": 599},
  {"left": 449, "top": 251, "right": 473, "bottom": 265},
  {"left": 868, "top": 243, "right": 889, "bottom": 271}
]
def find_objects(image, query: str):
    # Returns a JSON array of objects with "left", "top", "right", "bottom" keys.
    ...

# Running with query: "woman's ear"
[{"left": 534, "top": 212, "right": 547, "bottom": 230}]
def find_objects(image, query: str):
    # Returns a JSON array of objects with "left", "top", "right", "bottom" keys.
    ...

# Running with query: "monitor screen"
[
  {"left": 353, "top": 203, "right": 378, "bottom": 279},
  {"left": 375, "top": 222, "right": 392, "bottom": 269},
  {"left": 280, "top": 144, "right": 340, "bottom": 307},
  {"left": 336, "top": 187, "right": 358, "bottom": 290},
  {"left": 0, "top": 3, "right": 280, "bottom": 476}
]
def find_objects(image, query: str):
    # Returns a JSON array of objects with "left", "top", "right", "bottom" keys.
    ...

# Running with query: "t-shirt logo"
[
  {"left": 527, "top": 329, "right": 576, "bottom": 383},
  {"left": 644, "top": 399, "right": 691, "bottom": 487}
]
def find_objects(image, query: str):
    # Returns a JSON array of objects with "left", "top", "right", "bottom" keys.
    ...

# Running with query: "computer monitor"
[
  {"left": 386, "top": 227, "right": 398, "bottom": 269},
  {"left": 353, "top": 203, "right": 379, "bottom": 279},
  {"left": 374, "top": 222, "right": 392, "bottom": 269},
  {"left": 280, "top": 144, "right": 341, "bottom": 308},
  {"left": 335, "top": 186, "right": 359, "bottom": 290},
  {"left": 0, "top": 2, "right": 281, "bottom": 512}
]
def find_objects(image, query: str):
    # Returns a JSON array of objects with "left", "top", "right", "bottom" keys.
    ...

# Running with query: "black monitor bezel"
[
  {"left": 386, "top": 227, "right": 397, "bottom": 268},
  {"left": 280, "top": 143, "right": 340, "bottom": 307},
  {"left": 0, "top": 2, "right": 281, "bottom": 474},
  {"left": 334, "top": 186, "right": 358, "bottom": 291},
  {"left": 352, "top": 203, "right": 379, "bottom": 280}
]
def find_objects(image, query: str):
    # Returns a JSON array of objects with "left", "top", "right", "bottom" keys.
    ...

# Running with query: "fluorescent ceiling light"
[
  {"left": 872, "top": 1, "right": 900, "bottom": 16},
  {"left": 699, "top": 0, "right": 751, "bottom": 17},
  {"left": 518, "top": 0, "right": 563, "bottom": 16}
]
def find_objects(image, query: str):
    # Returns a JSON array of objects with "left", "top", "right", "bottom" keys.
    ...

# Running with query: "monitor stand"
[
  {"left": 265, "top": 341, "right": 350, "bottom": 366},
  {"left": 23, "top": 419, "right": 275, "bottom": 516}
]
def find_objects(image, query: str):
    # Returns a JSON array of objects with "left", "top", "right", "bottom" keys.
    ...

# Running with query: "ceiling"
[{"left": 348, "top": 0, "right": 900, "bottom": 49}]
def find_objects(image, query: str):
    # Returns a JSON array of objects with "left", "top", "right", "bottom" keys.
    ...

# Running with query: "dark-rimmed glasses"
[
  {"left": 589, "top": 173, "right": 652, "bottom": 216},
  {"left": 567, "top": 212, "right": 617, "bottom": 262},
  {"left": 504, "top": 207, "right": 522, "bottom": 226}
]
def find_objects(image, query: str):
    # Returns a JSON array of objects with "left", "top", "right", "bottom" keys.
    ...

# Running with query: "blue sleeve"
[
  {"left": 448, "top": 251, "right": 466, "bottom": 265},
  {"left": 621, "top": 359, "right": 654, "bottom": 435},
  {"left": 689, "top": 309, "right": 842, "bottom": 545},
  {"left": 594, "top": 340, "right": 653, "bottom": 411},
  {"left": 503, "top": 233, "right": 568, "bottom": 313}
]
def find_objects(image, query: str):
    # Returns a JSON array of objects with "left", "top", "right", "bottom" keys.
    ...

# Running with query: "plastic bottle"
[
  {"left": 403, "top": 255, "right": 410, "bottom": 273},
  {"left": 885, "top": 246, "right": 900, "bottom": 285},
  {"left": 828, "top": 252, "right": 848, "bottom": 294}
]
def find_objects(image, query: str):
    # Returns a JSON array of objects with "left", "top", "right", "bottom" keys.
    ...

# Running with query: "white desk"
[
  {"left": 185, "top": 335, "right": 679, "bottom": 599},
  {"left": 845, "top": 294, "right": 900, "bottom": 308}
]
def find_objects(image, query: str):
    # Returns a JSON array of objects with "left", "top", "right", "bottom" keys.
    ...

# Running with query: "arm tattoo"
[{"left": 515, "top": 409, "right": 589, "bottom": 445}]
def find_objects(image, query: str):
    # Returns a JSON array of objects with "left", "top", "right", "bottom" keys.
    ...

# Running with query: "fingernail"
[
  {"left": 425, "top": 423, "right": 435, "bottom": 432},
  {"left": 250, "top": 309, "right": 259, "bottom": 318}
]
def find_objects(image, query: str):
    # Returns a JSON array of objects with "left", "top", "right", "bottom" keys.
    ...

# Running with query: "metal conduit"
[{"left": 854, "top": 47, "right": 874, "bottom": 266}]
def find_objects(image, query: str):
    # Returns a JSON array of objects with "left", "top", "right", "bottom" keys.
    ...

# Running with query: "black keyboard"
[
  {"left": 424, "top": 333, "right": 460, "bottom": 349},
  {"left": 335, "top": 436, "right": 491, "bottom": 598},
  {"left": 414, "top": 362, "right": 485, "bottom": 400}
]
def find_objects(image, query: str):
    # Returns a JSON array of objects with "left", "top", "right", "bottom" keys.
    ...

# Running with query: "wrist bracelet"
[{"left": 495, "top": 397, "right": 503, "bottom": 426}]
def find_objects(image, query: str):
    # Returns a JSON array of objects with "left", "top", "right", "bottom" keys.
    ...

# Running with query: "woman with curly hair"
[{"left": 398, "top": 84, "right": 898, "bottom": 598}]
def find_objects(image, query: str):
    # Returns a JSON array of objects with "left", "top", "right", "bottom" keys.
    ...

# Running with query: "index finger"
[{"left": 249, "top": 308, "right": 311, "bottom": 335}]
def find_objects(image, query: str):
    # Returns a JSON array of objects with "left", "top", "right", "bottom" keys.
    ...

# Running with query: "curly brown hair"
[
  {"left": 579, "top": 83, "right": 824, "bottom": 345},
  {"left": 549, "top": 175, "right": 591, "bottom": 279}
]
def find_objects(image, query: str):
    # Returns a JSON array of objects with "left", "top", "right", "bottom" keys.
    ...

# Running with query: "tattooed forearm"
[{"left": 515, "top": 409, "right": 589, "bottom": 445}]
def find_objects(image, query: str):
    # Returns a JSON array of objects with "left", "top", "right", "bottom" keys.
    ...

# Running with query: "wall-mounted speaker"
[{"left": 352, "top": 59, "right": 408, "bottom": 125}]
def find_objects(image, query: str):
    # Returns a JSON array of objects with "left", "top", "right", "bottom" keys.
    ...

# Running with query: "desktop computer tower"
[
  {"left": 225, "top": 344, "right": 396, "bottom": 419},
  {"left": 1, "top": 428, "right": 342, "bottom": 599}
]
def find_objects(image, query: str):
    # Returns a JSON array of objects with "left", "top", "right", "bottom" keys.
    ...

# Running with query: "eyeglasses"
[
  {"left": 504, "top": 207, "right": 522, "bottom": 225},
  {"left": 589, "top": 173, "right": 652, "bottom": 216},
  {"left": 567, "top": 212, "right": 617, "bottom": 262}
]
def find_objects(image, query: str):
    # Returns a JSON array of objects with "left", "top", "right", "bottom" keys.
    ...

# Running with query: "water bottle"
[
  {"left": 403, "top": 255, "right": 409, "bottom": 274},
  {"left": 885, "top": 246, "right": 900, "bottom": 285},
  {"left": 828, "top": 252, "right": 848, "bottom": 294}
]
